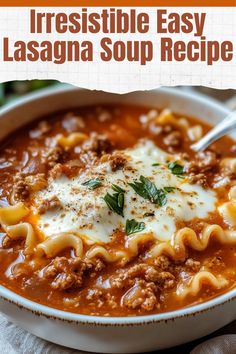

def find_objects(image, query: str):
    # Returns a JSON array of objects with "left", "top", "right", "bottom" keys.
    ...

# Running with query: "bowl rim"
[
  {"left": 0, "top": 85, "right": 235, "bottom": 326},
  {"left": 0, "top": 84, "right": 231, "bottom": 118}
]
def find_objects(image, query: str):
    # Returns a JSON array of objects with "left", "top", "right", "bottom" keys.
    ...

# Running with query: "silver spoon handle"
[{"left": 191, "top": 111, "right": 236, "bottom": 152}]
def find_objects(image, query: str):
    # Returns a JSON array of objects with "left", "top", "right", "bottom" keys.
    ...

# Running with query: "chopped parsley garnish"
[
  {"left": 82, "top": 178, "right": 102, "bottom": 190},
  {"left": 125, "top": 219, "right": 145, "bottom": 236},
  {"left": 129, "top": 175, "right": 167, "bottom": 207},
  {"left": 168, "top": 162, "right": 185, "bottom": 177},
  {"left": 163, "top": 186, "right": 176, "bottom": 193},
  {"left": 104, "top": 185, "right": 125, "bottom": 216},
  {"left": 152, "top": 163, "right": 160, "bottom": 166},
  {"left": 112, "top": 184, "right": 125, "bottom": 193}
]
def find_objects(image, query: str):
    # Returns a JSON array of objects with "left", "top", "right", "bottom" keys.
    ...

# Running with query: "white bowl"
[{"left": 0, "top": 86, "right": 235, "bottom": 353}]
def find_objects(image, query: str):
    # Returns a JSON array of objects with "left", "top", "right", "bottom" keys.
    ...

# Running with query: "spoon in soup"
[{"left": 191, "top": 111, "right": 236, "bottom": 152}]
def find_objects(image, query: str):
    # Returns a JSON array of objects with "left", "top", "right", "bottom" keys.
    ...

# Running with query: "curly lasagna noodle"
[{"left": 0, "top": 104, "right": 236, "bottom": 316}]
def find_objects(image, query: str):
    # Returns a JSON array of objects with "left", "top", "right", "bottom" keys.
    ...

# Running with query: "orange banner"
[{"left": 0, "top": 0, "right": 236, "bottom": 6}]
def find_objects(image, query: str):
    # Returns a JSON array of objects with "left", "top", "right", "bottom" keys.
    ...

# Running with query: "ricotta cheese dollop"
[{"left": 34, "top": 140, "right": 216, "bottom": 244}]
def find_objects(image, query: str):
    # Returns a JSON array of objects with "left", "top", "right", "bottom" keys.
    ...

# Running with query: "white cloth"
[
  {"left": 0, "top": 313, "right": 81, "bottom": 354},
  {"left": 190, "top": 335, "right": 236, "bottom": 354},
  {"left": 0, "top": 312, "right": 235, "bottom": 354}
]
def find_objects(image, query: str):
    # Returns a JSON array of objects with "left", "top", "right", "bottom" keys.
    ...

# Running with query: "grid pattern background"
[{"left": 0, "top": 7, "right": 235, "bottom": 93}]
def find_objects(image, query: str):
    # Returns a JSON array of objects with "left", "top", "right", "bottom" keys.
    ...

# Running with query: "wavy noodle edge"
[
  {"left": 176, "top": 270, "right": 228, "bottom": 298},
  {"left": 0, "top": 202, "right": 29, "bottom": 227},
  {"left": 149, "top": 224, "right": 236, "bottom": 261},
  {"left": 36, "top": 233, "right": 83, "bottom": 258}
]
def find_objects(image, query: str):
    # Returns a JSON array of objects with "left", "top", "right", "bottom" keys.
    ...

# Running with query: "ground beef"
[
  {"left": 12, "top": 173, "right": 47, "bottom": 202},
  {"left": 110, "top": 263, "right": 175, "bottom": 293},
  {"left": 163, "top": 131, "right": 182, "bottom": 147},
  {"left": 148, "top": 122, "right": 163, "bottom": 135},
  {"left": 88, "top": 258, "right": 106, "bottom": 276},
  {"left": 188, "top": 173, "right": 208, "bottom": 188},
  {"left": 79, "top": 151, "right": 98, "bottom": 166},
  {"left": 197, "top": 151, "right": 219, "bottom": 170},
  {"left": 12, "top": 173, "right": 30, "bottom": 201},
  {"left": 185, "top": 150, "right": 219, "bottom": 187},
  {"left": 25, "top": 173, "right": 47, "bottom": 192},
  {"left": 44, "top": 257, "right": 105, "bottom": 291},
  {"left": 86, "top": 288, "right": 104, "bottom": 301},
  {"left": 85, "top": 289, "right": 117, "bottom": 310},
  {"left": 50, "top": 161, "right": 83, "bottom": 179},
  {"left": 185, "top": 258, "right": 201, "bottom": 272},
  {"left": 45, "top": 146, "right": 68, "bottom": 168},
  {"left": 109, "top": 153, "right": 127, "bottom": 171},
  {"left": 48, "top": 163, "right": 64, "bottom": 179},
  {"left": 122, "top": 280, "right": 158, "bottom": 311},
  {"left": 97, "top": 110, "right": 112, "bottom": 123},
  {"left": 162, "top": 124, "right": 173, "bottom": 133},
  {"left": 110, "top": 264, "right": 158, "bottom": 288},
  {"left": 44, "top": 257, "right": 86, "bottom": 290},
  {"left": 186, "top": 150, "right": 218, "bottom": 175},
  {"left": 29, "top": 120, "right": 51, "bottom": 139},
  {"left": 38, "top": 195, "right": 61, "bottom": 214},
  {"left": 105, "top": 293, "right": 118, "bottom": 309},
  {"left": 62, "top": 114, "right": 85, "bottom": 132},
  {"left": 127, "top": 264, "right": 159, "bottom": 282},
  {"left": 82, "top": 133, "right": 112, "bottom": 155},
  {"left": 153, "top": 255, "right": 172, "bottom": 271},
  {"left": 213, "top": 173, "right": 233, "bottom": 188},
  {"left": 155, "top": 271, "right": 175, "bottom": 289},
  {"left": 110, "top": 272, "right": 125, "bottom": 289}
]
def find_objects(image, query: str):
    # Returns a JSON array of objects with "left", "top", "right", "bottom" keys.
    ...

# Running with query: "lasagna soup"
[{"left": 0, "top": 104, "right": 236, "bottom": 317}]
